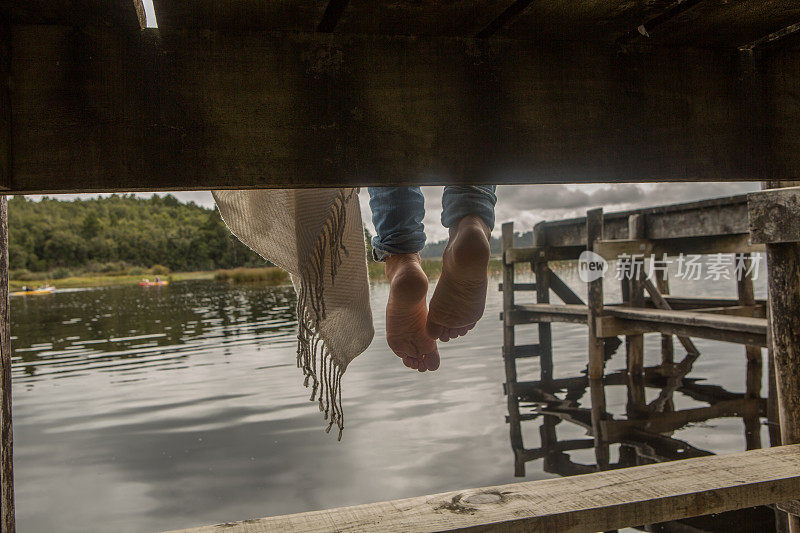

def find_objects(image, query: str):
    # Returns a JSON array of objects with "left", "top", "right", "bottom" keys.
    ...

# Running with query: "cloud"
[{"left": 26, "top": 182, "right": 761, "bottom": 246}]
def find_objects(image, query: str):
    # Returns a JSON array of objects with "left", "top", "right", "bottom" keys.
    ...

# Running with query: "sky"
[{"left": 23, "top": 182, "right": 759, "bottom": 244}]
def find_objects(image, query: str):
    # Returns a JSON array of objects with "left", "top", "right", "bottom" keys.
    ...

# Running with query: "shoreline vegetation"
[{"left": 11, "top": 258, "right": 507, "bottom": 290}]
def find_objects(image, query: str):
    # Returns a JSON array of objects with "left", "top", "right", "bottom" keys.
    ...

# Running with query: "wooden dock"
[{"left": 3, "top": 2, "right": 800, "bottom": 532}]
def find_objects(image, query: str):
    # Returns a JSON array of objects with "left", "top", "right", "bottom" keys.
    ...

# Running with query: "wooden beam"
[
  {"left": 506, "top": 304, "right": 588, "bottom": 325},
  {"left": 166, "top": 445, "right": 800, "bottom": 533},
  {"left": 150, "top": 0, "right": 326, "bottom": 31},
  {"left": 642, "top": 276, "right": 699, "bottom": 355},
  {"left": 9, "top": 26, "right": 795, "bottom": 194},
  {"left": 547, "top": 269, "right": 584, "bottom": 305},
  {"left": 595, "top": 312, "right": 768, "bottom": 348},
  {"left": 502, "top": 222, "right": 525, "bottom": 476},
  {"left": 0, "top": 198, "right": 11, "bottom": 533},
  {"left": 764, "top": 227, "right": 800, "bottom": 533},
  {"left": 540, "top": 195, "right": 756, "bottom": 249},
  {"left": 6, "top": 0, "right": 145, "bottom": 30},
  {"left": 0, "top": 17, "right": 12, "bottom": 532},
  {"left": 336, "top": 1, "right": 518, "bottom": 38}
]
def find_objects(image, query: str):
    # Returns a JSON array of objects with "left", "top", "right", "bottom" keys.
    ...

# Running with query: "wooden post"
[
  {"left": 749, "top": 186, "right": 800, "bottom": 532},
  {"left": 736, "top": 253, "right": 763, "bottom": 451},
  {"left": 502, "top": 223, "right": 525, "bottom": 477},
  {"left": 532, "top": 223, "right": 553, "bottom": 384},
  {"left": 586, "top": 208, "right": 609, "bottom": 469},
  {"left": 626, "top": 214, "right": 646, "bottom": 377},
  {"left": 0, "top": 198, "right": 11, "bottom": 532},
  {"left": 654, "top": 269, "right": 674, "bottom": 366},
  {"left": 765, "top": 241, "right": 800, "bottom": 532},
  {"left": 0, "top": 14, "right": 14, "bottom": 532}
]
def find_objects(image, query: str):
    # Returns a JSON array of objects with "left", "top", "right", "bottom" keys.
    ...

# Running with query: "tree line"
[{"left": 8, "top": 194, "right": 265, "bottom": 276}]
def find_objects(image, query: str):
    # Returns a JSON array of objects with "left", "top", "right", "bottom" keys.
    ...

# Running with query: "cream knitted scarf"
[{"left": 212, "top": 188, "right": 373, "bottom": 440}]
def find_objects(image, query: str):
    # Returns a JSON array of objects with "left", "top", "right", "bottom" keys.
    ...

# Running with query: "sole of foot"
[
  {"left": 385, "top": 253, "right": 440, "bottom": 372},
  {"left": 426, "top": 215, "right": 491, "bottom": 342}
]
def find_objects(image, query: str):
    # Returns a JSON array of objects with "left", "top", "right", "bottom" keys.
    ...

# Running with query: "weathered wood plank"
[
  {"left": 166, "top": 445, "right": 800, "bottom": 533},
  {"left": 749, "top": 187, "right": 800, "bottom": 244},
  {"left": 542, "top": 196, "right": 756, "bottom": 249},
  {"left": 596, "top": 314, "right": 768, "bottom": 348},
  {"left": 547, "top": 269, "right": 584, "bottom": 305},
  {"left": 0, "top": 197, "right": 12, "bottom": 533},
  {"left": 507, "top": 304, "right": 588, "bottom": 325},
  {"left": 607, "top": 307, "right": 767, "bottom": 335},
  {"left": 502, "top": 222, "right": 524, "bottom": 476},
  {"left": 642, "top": 276, "right": 699, "bottom": 355},
  {"left": 9, "top": 25, "right": 793, "bottom": 193},
  {"left": 335, "top": 1, "right": 517, "bottom": 37},
  {"left": 6, "top": 0, "right": 145, "bottom": 29},
  {"left": 150, "top": 0, "right": 326, "bottom": 31},
  {"left": 497, "top": 283, "right": 537, "bottom": 291},
  {"left": 505, "top": 0, "right": 675, "bottom": 44},
  {"left": 643, "top": 0, "right": 800, "bottom": 48}
]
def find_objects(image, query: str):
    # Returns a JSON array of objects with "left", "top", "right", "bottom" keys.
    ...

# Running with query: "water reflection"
[
  {"left": 10, "top": 275, "right": 777, "bottom": 532},
  {"left": 506, "top": 347, "right": 779, "bottom": 532}
]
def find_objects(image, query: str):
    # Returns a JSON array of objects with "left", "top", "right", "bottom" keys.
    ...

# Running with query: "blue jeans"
[{"left": 368, "top": 186, "right": 497, "bottom": 262}]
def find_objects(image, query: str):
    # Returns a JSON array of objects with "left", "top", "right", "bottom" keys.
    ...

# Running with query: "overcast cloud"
[{"left": 24, "top": 182, "right": 758, "bottom": 245}]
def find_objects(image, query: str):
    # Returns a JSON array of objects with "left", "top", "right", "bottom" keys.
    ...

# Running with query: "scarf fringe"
[{"left": 295, "top": 188, "right": 357, "bottom": 441}]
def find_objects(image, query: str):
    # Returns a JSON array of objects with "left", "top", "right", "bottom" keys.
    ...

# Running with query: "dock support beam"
[
  {"left": 502, "top": 222, "right": 525, "bottom": 476},
  {"left": 532, "top": 224, "right": 553, "bottom": 384},
  {"left": 749, "top": 186, "right": 800, "bottom": 532},
  {"left": 586, "top": 208, "right": 609, "bottom": 469},
  {"left": 0, "top": 15, "right": 14, "bottom": 533}
]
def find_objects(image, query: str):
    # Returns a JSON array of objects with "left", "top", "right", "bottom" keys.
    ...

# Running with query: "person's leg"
[
  {"left": 368, "top": 187, "right": 439, "bottom": 371},
  {"left": 427, "top": 186, "right": 497, "bottom": 342}
]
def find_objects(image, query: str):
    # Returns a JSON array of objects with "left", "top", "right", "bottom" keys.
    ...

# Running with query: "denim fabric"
[
  {"left": 440, "top": 185, "right": 497, "bottom": 230},
  {"left": 368, "top": 185, "right": 497, "bottom": 262}
]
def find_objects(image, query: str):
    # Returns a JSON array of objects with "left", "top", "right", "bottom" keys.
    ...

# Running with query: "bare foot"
[
  {"left": 385, "top": 253, "right": 440, "bottom": 372},
  {"left": 426, "top": 215, "right": 491, "bottom": 342}
]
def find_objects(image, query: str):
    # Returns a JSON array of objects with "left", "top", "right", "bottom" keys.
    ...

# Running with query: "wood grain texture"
[
  {"left": 501, "top": 222, "right": 524, "bottom": 475},
  {"left": 5, "top": 0, "right": 145, "bottom": 29},
  {"left": 532, "top": 223, "right": 553, "bottom": 383},
  {"left": 9, "top": 25, "right": 792, "bottom": 194},
  {"left": 643, "top": 0, "right": 800, "bottom": 48},
  {"left": 541, "top": 195, "right": 754, "bottom": 249},
  {"left": 166, "top": 445, "right": 800, "bottom": 533},
  {"left": 0, "top": 197, "right": 13, "bottom": 533},
  {"left": 749, "top": 187, "right": 800, "bottom": 244},
  {"left": 335, "top": 1, "right": 517, "bottom": 36},
  {"left": 0, "top": 22, "right": 8, "bottom": 190},
  {"left": 151, "top": 0, "right": 326, "bottom": 31}
]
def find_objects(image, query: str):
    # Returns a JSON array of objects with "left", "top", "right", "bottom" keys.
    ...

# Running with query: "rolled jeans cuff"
[{"left": 440, "top": 185, "right": 497, "bottom": 231}]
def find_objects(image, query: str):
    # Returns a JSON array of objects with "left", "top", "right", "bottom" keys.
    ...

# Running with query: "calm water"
[{"left": 11, "top": 264, "right": 769, "bottom": 532}]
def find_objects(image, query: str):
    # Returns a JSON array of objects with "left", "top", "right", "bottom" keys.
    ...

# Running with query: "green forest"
[{"left": 8, "top": 195, "right": 264, "bottom": 278}]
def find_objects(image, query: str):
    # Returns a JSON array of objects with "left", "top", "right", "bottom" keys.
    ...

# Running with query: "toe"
[{"left": 424, "top": 347, "right": 440, "bottom": 371}]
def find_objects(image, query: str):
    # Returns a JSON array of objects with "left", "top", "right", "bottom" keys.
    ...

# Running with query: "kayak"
[
  {"left": 139, "top": 281, "right": 169, "bottom": 287},
  {"left": 11, "top": 286, "right": 56, "bottom": 296}
]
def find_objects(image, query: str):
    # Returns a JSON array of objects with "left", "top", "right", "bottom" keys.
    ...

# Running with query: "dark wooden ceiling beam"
[
  {"left": 7, "top": 25, "right": 797, "bottom": 193},
  {"left": 476, "top": 0, "right": 535, "bottom": 38},
  {"left": 741, "top": 20, "right": 800, "bottom": 51},
  {"left": 617, "top": 0, "right": 707, "bottom": 45},
  {"left": 317, "top": 0, "right": 350, "bottom": 33},
  {"left": 3, "top": 0, "right": 145, "bottom": 30}
]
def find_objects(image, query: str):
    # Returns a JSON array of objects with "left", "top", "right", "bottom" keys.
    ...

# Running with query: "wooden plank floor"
[{"left": 165, "top": 445, "right": 800, "bottom": 533}]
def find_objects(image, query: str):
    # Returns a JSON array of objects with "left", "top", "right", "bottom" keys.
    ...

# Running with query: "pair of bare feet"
[{"left": 384, "top": 215, "right": 491, "bottom": 372}]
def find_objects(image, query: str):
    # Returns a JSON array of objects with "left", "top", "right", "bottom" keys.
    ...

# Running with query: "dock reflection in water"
[{"left": 506, "top": 345, "right": 780, "bottom": 532}]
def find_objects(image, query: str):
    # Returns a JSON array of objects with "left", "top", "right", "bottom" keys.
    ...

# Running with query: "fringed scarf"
[{"left": 212, "top": 189, "right": 373, "bottom": 440}]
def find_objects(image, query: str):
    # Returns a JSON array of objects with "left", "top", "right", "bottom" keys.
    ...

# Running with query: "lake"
[{"left": 10, "top": 264, "right": 771, "bottom": 532}]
